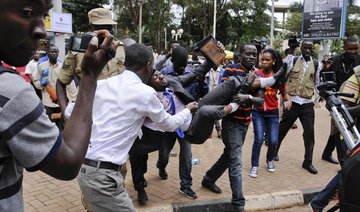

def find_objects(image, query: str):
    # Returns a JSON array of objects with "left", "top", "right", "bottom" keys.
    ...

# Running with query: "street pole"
[
  {"left": 164, "top": 28, "right": 167, "bottom": 50},
  {"left": 139, "top": 0, "right": 143, "bottom": 43},
  {"left": 213, "top": 0, "right": 217, "bottom": 38},
  {"left": 52, "top": 0, "right": 65, "bottom": 61},
  {"left": 270, "top": 0, "right": 275, "bottom": 48}
]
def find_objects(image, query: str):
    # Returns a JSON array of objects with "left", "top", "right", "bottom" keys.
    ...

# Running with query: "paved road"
[{"left": 23, "top": 102, "right": 341, "bottom": 211}]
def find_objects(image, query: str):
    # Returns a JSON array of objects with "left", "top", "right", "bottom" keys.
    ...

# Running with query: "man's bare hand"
[
  {"left": 284, "top": 100, "right": 292, "bottom": 111},
  {"left": 216, "top": 41, "right": 225, "bottom": 53},
  {"left": 246, "top": 71, "right": 256, "bottom": 85},
  {"left": 81, "top": 30, "right": 118, "bottom": 79},
  {"left": 185, "top": 102, "right": 199, "bottom": 113},
  {"left": 233, "top": 94, "right": 250, "bottom": 104}
]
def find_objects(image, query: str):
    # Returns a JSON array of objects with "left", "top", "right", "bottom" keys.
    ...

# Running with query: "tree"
[
  {"left": 113, "top": 0, "right": 172, "bottom": 51},
  {"left": 62, "top": 0, "right": 109, "bottom": 33}
]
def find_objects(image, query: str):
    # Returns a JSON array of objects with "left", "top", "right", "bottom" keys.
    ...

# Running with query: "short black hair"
[
  {"left": 125, "top": 43, "right": 154, "bottom": 71},
  {"left": 233, "top": 52, "right": 241, "bottom": 63},
  {"left": 262, "top": 48, "right": 283, "bottom": 73},
  {"left": 167, "top": 40, "right": 179, "bottom": 50},
  {"left": 47, "top": 44, "right": 58, "bottom": 52},
  {"left": 172, "top": 47, "right": 188, "bottom": 65},
  {"left": 344, "top": 36, "right": 359, "bottom": 46},
  {"left": 240, "top": 43, "right": 256, "bottom": 54}
]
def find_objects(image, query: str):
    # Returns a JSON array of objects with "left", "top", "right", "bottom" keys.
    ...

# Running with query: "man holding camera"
[
  {"left": 275, "top": 40, "right": 322, "bottom": 174},
  {"left": 321, "top": 37, "right": 360, "bottom": 165},
  {"left": 0, "top": 0, "right": 118, "bottom": 210},
  {"left": 56, "top": 8, "right": 125, "bottom": 114}
]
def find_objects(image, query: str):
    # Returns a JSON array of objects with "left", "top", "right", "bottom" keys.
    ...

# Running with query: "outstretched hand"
[
  {"left": 246, "top": 71, "right": 256, "bottom": 85},
  {"left": 186, "top": 102, "right": 199, "bottom": 113},
  {"left": 81, "top": 30, "right": 119, "bottom": 79},
  {"left": 232, "top": 94, "right": 250, "bottom": 104}
]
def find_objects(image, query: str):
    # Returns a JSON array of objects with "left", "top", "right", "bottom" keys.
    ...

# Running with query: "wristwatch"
[{"left": 248, "top": 95, "right": 253, "bottom": 101}]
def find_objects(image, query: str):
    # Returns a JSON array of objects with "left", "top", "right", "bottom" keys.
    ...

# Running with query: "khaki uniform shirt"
[{"left": 58, "top": 45, "right": 126, "bottom": 85}]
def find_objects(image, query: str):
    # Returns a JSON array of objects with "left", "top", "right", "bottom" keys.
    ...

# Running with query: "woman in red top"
[{"left": 249, "top": 49, "right": 291, "bottom": 178}]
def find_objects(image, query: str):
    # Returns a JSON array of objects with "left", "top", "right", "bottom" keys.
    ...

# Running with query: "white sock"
[
  {"left": 260, "top": 77, "right": 275, "bottom": 88},
  {"left": 229, "top": 102, "right": 239, "bottom": 113}
]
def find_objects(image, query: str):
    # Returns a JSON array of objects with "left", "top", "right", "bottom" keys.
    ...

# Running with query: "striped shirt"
[
  {"left": 0, "top": 67, "right": 61, "bottom": 211},
  {"left": 222, "top": 63, "right": 253, "bottom": 125},
  {"left": 340, "top": 74, "right": 360, "bottom": 104}
]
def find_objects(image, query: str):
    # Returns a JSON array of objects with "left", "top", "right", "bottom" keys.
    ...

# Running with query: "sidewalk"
[{"left": 23, "top": 103, "right": 341, "bottom": 211}]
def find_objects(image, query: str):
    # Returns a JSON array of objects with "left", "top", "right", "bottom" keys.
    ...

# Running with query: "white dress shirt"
[
  {"left": 143, "top": 90, "right": 192, "bottom": 132},
  {"left": 84, "top": 70, "right": 191, "bottom": 165}
]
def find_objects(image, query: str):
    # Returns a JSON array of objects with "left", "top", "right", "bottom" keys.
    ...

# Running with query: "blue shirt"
[{"left": 160, "top": 65, "right": 208, "bottom": 100}]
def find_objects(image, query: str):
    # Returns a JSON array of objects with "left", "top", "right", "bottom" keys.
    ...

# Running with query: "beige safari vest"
[
  {"left": 286, "top": 57, "right": 316, "bottom": 99},
  {"left": 58, "top": 45, "right": 126, "bottom": 85}
]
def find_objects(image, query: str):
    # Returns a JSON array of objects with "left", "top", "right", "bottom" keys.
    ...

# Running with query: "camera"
[
  {"left": 251, "top": 38, "right": 268, "bottom": 52},
  {"left": 288, "top": 34, "right": 300, "bottom": 48},
  {"left": 317, "top": 72, "right": 337, "bottom": 98},
  {"left": 68, "top": 32, "right": 104, "bottom": 53}
]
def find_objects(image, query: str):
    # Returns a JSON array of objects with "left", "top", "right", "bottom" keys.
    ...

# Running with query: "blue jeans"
[
  {"left": 310, "top": 171, "right": 340, "bottom": 210},
  {"left": 204, "top": 119, "right": 248, "bottom": 207},
  {"left": 251, "top": 109, "right": 279, "bottom": 167},
  {"left": 179, "top": 137, "right": 193, "bottom": 188},
  {"left": 157, "top": 133, "right": 193, "bottom": 189}
]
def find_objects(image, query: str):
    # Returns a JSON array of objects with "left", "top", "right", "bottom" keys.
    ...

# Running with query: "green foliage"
[
  {"left": 62, "top": 0, "right": 109, "bottom": 33},
  {"left": 113, "top": 0, "right": 172, "bottom": 51},
  {"left": 110, "top": 0, "right": 271, "bottom": 52}
]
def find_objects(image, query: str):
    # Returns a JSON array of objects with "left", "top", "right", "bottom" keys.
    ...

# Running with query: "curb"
[{"left": 140, "top": 186, "right": 324, "bottom": 211}]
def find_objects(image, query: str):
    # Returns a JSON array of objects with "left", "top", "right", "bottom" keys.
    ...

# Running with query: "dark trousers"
[
  {"left": 183, "top": 76, "right": 246, "bottom": 144},
  {"left": 129, "top": 127, "right": 176, "bottom": 191},
  {"left": 322, "top": 132, "right": 346, "bottom": 164},
  {"left": 276, "top": 101, "right": 315, "bottom": 162},
  {"left": 45, "top": 106, "right": 64, "bottom": 131}
]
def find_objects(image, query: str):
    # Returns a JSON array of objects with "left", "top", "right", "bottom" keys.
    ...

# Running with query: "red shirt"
[{"left": 255, "top": 69, "right": 286, "bottom": 111}]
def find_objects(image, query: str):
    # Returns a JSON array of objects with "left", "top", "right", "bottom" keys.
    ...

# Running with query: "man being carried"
[{"left": 74, "top": 43, "right": 198, "bottom": 211}]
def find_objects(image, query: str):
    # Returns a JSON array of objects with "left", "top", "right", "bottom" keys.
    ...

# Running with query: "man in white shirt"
[
  {"left": 275, "top": 40, "right": 322, "bottom": 174},
  {"left": 25, "top": 52, "right": 42, "bottom": 99},
  {"left": 76, "top": 43, "right": 198, "bottom": 211}
]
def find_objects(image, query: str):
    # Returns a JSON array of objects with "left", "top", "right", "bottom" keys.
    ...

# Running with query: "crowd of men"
[{"left": 1, "top": 1, "right": 360, "bottom": 212}]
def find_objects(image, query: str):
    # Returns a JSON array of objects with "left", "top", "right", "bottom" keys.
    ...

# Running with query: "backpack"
[{"left": 338, "top": 143, "right": 360, "bottom": 212}]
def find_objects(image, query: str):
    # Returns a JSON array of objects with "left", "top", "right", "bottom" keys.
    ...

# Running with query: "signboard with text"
[
  {"left": 44, "top": 12, "right": 72, "bottom": 33},
  {"left": 302, "top": 0, "right": 347, "bottom": 40}
]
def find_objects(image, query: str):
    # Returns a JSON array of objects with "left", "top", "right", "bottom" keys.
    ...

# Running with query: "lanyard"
[{"left": 163, "top": 90, "right": 185, "bottom": 138}]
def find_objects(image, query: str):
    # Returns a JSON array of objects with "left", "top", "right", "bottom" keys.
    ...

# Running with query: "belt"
[{"left": 83, "top": 158, "right": 122, "bottom": 171}]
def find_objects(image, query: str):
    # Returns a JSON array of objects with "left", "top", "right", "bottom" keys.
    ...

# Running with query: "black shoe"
[
  {"left": 201, "top": 179, "right": 222, "bottom": 194},
  {"left": 159, "top": 168, "right": 168, "bottom": 180},
  {"left": 233, "top": 206, "right": 245, "bottom": 212},
  {"left": 179, "top": 187, "right": 198, "bottom": 199},
  {"left": 137, "top": 190, "right": 148, "bottom": 205},
  {"left": 302, "top": 161, "right": 318, "bottom": 174},
  {"left": 274, "top": 155, "right": 279, "bottom": 161},
  {"left": 322, "top": 155, "right": 339, "bottom": 164}
]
